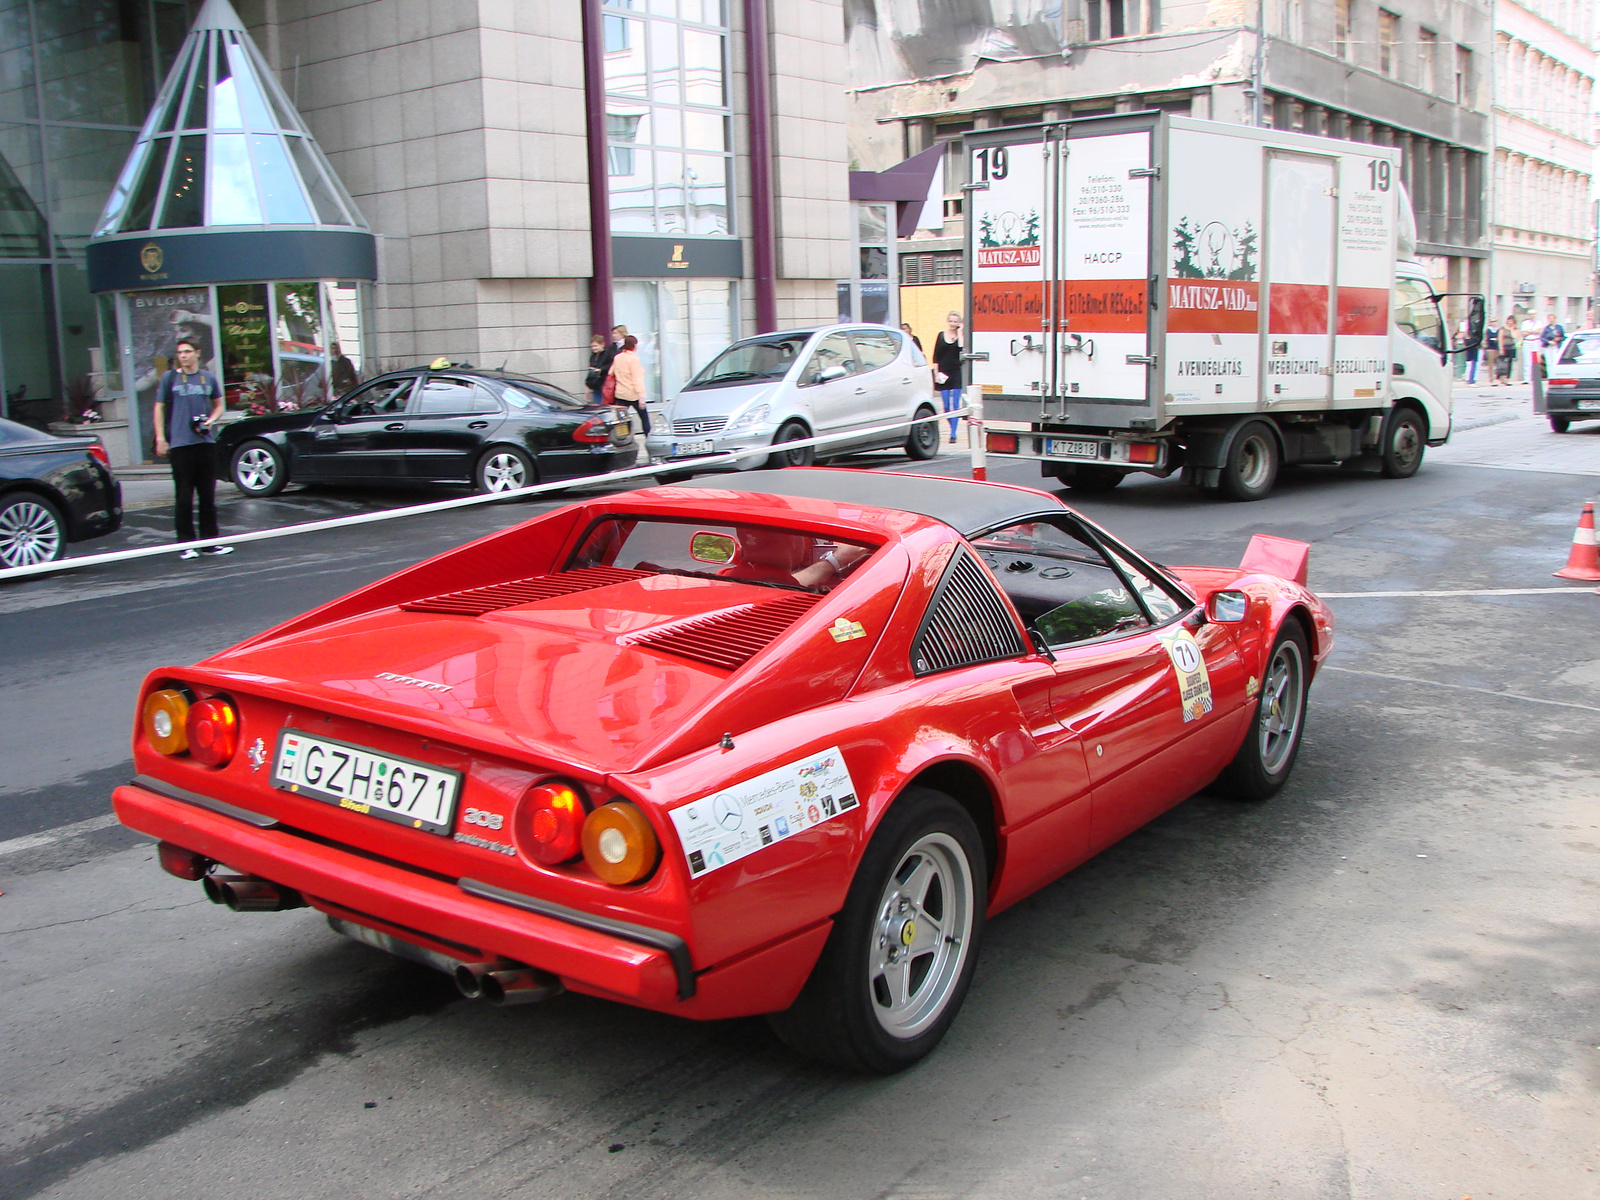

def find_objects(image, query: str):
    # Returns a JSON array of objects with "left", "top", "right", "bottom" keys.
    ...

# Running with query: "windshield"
[
  {"left": 1558, "top": 334, "right": 1600, "bottom": 365},
  {"left": 569, "top": 517, "right": 873, "bottom": 594},
  {"left": 684, "top": 335, "right": 812, "bottom": 389}
]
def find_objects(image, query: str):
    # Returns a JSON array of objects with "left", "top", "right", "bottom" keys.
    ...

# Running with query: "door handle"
[
  {"left": 854, "top": 387, "right": 867, "bottom": 394},
  {"left": 467, "top": 421, "right": 489, "bottom": 429},
  {"left": 384, "top": 422, "right": 404, "bottom": 431}
]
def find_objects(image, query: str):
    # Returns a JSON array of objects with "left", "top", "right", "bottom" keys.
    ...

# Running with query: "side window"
[
  {"left": 911, "top": 548, "right": 1028, "bottom": 676},
  {"left": 1393, "top": 278, "right": 1444, "bottom": 352},
  {"left": 970, "top": 519, "right": 1148, "bottom": 647},
  {"left": 849, "top": 330, "right": 900, "bottom": 373},
  {"left": 800, "top": 333, "right": 857, "bottom": 385},
  {"left": 1102, "top": 545, "right": 1186, "bottom": 624},
  {"left": 341, "top": 376, "right": 413, "bottom": 417},
  {"left": 413, "top": 378, "right": 500, "bottom": 415}
]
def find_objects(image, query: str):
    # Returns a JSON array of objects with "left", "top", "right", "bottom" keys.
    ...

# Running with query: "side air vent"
[
  {"left": 911, "top": 549, "right": 1027, "bottom": 676},
  {"left": 624, "top": 592, "right": 822, "bottom": 671},
  {"left": 401, "top": 567, "right": 651, "bottom": 616}
]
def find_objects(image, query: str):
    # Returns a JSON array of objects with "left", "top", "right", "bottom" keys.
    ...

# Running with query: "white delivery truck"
[{"left": 962, "top": 113, "right": 1484, "bottom": 499}]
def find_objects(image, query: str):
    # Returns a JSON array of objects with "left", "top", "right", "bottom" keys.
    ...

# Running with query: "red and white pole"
[{"left": 968, "top": 388, "right": 986, "bottom": 481}]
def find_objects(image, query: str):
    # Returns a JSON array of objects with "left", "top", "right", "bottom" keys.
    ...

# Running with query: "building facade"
[
  {"left": 1488, "top": 0, "right": 1595, "bottom": 328},
  {"left": 843, "top": 0, "right": 1493, "bottom": 346},
  {"left": 1, "top": 0, "right": 852, "bottom": 457}
]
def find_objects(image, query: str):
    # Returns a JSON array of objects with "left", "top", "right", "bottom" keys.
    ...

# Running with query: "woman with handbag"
[
  {"left": 607, "top": 335, "right": 650, "bottom": 439},
  {"left": 585, "top": 334, "right": 614, "bottom": 404},
  {"left": 932, "top": 311, "right": 963, "bottom": 439}
]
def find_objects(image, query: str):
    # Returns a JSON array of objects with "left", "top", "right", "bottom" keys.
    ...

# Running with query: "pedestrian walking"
[
  {"left": 1494, "top": 318, "right": 1517, "bottom": 384},
  {"left": 1458, "top": 318, "right": 1480, "bottom": 383},
  {"left": 899, "top": 322, "right": 923, "bottom": 353},
  {"left": 153, "top": 337, "right": 232, "bottom": 558},
  {"left": 1519, "top": 314, "right": 1539, "bottom": 383},
  {"left": 1540, "top": 313, "right": 1567, "bottom": 351},
  {"left": 585, "top": 333, "right": 614, "bottom": 404},
  {"left": 608, "top": 334, "right": 650, "bottom": 445},
  {"left": 932, "top": 311, "right": 963, "bottom": 440}
]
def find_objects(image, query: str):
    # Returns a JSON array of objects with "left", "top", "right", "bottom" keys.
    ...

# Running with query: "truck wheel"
[
  {"left": 1065, "top": 465, "right": 1125, "bottom": 492},
  {"left": 767, "top": 788, "right": 986, "bottom": 1074},
  {"left": 1217, "top": 420, "right": 1279, "bottom": 501},
  {"left": 1379, "top": 408, "right": 1425, "bottom": 478},
  {"left": 1550, "top": 416, "right": 1570, "bottom": 434}
]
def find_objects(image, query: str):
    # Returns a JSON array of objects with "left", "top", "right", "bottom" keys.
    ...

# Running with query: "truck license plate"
[{"left": 1045, "top": 438, "right": 1100, "bottom": 460}]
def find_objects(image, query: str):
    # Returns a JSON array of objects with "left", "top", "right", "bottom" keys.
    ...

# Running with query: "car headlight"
[{"left": 726, "top": 403, "right": 770, "bottom": 433}]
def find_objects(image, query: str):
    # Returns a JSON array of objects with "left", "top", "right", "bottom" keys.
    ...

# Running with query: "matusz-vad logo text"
[{"left": 977, "top": 209, "right": 1041, "bottom": 267}]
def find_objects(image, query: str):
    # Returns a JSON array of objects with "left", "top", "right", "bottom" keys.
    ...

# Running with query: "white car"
[
  {"left": 1544, "top": 328, "right": 1600, "bottom": 433},
  {"left": 646, "top": 323, "right": 939, "bottom": 471}
]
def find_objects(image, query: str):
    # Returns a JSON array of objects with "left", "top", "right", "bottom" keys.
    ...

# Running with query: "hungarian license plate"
[
  {"left": 1576, "top": 400, "right": 1600, "bottom": 411},
  {"left": 272, "top": 730, "right": 461, "bottom": 835},
  {"left": 673, "top": 440, "right": 715, "bottom": 456},
  {"left": 1045, "top": 438, "right": 1100, "bottom": 460}
]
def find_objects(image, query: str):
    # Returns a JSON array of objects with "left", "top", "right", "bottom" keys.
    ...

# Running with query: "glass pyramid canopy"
[{"left": 93, "top": 0, "right": 366, "bottom": 236}]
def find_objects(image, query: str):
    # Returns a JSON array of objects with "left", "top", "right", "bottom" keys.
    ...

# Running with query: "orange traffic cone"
[{"left": 1554, "top": 500, "right": 1600, "bottom": 581}]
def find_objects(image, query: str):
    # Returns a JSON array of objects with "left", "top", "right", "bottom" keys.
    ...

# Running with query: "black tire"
[
  {"left": 765, "top": 420, "right": 815, "bottom": 469},
  {"left": 1214, "top": 621, "right": 1311, "bottom": 801},
  {"left": 767, "top": 788, "right": 986, "bottom": 1074},
  {"left": 474, "top": 445, "right": 536, "bottom": 494},
  {"left": 904, "top": 405, "right": 940, "bottom": 461},
  {"left": 1379, "top": 407, "right": 1426, "bottom": 478},
  {"left": 230, "top": 439, "right": 288, "bottom": 497},
  {"left": 1216, "top": 420, "right": 1279, "bottom": 501},
  {"left": 0, "top": 491, "right": 66, "bottom": 569},
  {"left": 1550, "top": 415, "right": 1571, "bottom": 434},
  {"left": 1065, "top": 465, "right": 1126, "bottom": 493}
]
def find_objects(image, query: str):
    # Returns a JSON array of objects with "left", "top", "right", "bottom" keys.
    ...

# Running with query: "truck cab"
[{"left": 1390, "top": 262, "right": 1456, "bottom": 448}]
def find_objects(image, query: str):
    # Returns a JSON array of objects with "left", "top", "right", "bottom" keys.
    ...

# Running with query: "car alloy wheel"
[
  {"left": 1257, "top": 632, "right": 1306, "bottom": 775},
  {"left": 477, "top": 447, "right": 535, "bottom": 493},
  {"left": 234, "top": 444, "right": 280, "bottom": 494},
  {"left": 868, "top": 831, "right": 976, "bottom": 1039},
  {"left": 0, "top": 495, "right": 65, "bottom": 568}
]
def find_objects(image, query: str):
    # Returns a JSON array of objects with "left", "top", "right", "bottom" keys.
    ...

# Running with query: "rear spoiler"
[{"left": 1239, "top": 534, "right": 1309, "bottom": 586}]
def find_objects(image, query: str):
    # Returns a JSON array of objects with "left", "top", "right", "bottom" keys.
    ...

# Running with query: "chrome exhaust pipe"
[
  {"left": 202, "top": 873, "right": 307, "bottom": 912},
  {"left": 452, "top": 960, "right": 495, "bottom": 1000},
  {"left": 479, "top": 966, "right": 563, "bottom": 1007}
]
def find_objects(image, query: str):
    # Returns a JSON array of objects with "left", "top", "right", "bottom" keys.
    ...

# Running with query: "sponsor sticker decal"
[
  {"left": 1160, "top": 627, "right": 1214, "bottom": 722},
  {"left": 670, "top": 748, "right": 858, "bottom": 878},
  {"left": 829, "top": 617, "right": 867, "bottom": 643}
]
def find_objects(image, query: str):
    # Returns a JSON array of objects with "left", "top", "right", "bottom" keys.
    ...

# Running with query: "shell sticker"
[
  {"left": 669, "top": 748, "right": 858, "bottom": 878},
  {"left": 1160, "top": 627, "right": 1214, "bottom": 722}
]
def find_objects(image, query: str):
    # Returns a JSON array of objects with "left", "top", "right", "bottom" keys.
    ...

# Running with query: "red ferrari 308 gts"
[{"left": 114, "top": 469, "right": 1333, "bottom": 1073}]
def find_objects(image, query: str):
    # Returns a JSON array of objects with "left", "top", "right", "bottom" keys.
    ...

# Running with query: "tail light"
[
  {"left": 516, "top": 780, "right": 589, "bottom": 864},
  {"left": 87, "top": 442, "right": 110, "bottom": 466},
  {"left": 986, "top": 432, "right": 1018, "bottom": 454},
  {"left": 186, "top": 696, "right": 239, "bottom": 766},
  {"left": 1547, "top": 377, "right": 1579, "bottom": 387},
  {"left": 1127, "top": 442, "right": 1160, "bottom": 465},
  {"left": 572, "top": 417, "right": 612, "bottom": 444},
  {"left": 143, "top": 687, "right": 193, "bottom": 755},
  {"left": 581, "top": 802, "right": 659, "bottom": 885}
]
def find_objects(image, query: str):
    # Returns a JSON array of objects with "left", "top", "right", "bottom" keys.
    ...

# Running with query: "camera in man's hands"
[{"left": 190, "top": 413, "right": 210, "bottom": 434}]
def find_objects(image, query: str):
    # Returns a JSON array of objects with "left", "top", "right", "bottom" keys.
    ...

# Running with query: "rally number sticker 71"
[
  {"left": 669, "top": 748, "right": 859, "bottom": 878},
  {"left": 1159, "top": 627, "right": 1214, "bottom": 722}
]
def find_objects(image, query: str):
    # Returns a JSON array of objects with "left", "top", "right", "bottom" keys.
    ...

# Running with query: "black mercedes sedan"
[
  {"left": 218, "top": 365, "right": 637, "bottom": 497},
  {"left": 0, "top": 418, "right": 123, "bottom": 569}
]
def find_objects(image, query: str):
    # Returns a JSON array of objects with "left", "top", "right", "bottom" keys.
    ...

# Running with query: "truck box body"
[{"left": 964, "top": 113, "right": 1433, "bottom": 491}]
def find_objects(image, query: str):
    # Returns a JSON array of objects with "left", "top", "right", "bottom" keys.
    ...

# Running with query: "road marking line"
[
  {"left": 0, "top": 813, "right": 123, "bottom": 858},
  {"left": 1323, "top": 666, "right": 1600, "bottom": 714},
  {"left": 1431, "top": 460, "right": 1600, "bottom": 477},
  {"left": 1320, "top": 586, "right": 1596, "bottom": 598}
]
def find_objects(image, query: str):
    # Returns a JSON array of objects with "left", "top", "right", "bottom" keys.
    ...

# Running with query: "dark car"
[
  {"left": 218, "top": 366, "right": 637, "bottom": 498},
  {"left": 0, "top": 418, "right": 122, "bottom": 569}
]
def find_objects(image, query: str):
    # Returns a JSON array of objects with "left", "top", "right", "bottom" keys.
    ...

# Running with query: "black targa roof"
[{"left": 676, "top": 468, "right": 1065, "bottom": 536}]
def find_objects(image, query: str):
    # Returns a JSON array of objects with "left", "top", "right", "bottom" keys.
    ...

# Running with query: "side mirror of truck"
[{"left": 1433, "top": 293, "right": 1487, "bottom": 354}]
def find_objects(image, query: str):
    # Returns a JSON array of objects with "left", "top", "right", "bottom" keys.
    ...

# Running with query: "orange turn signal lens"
[
  {"left": 518, "top": 780, "right": 588, "bottom": 865},
  {"left": 185, "top": 696, "right": 239, "bottom": 767},
  {"left": 986, "top": 432, "right": 1019, "bottom": 454},
  {"left": 1127, "top": 441, "right": 1160, "bottom": 465},
  {"left": 581, "top": 802, "right": 659, "bottom": 885},
  {"left": 143, "top": 688, "right": 193, "bottom": 755}
]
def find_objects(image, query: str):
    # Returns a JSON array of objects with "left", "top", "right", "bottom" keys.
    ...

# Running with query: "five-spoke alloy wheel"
[
  {"left": 475, "top": 446, "right": 536, "bottom": 494},
  {"left": 1215, "top": 622, "right": 1311, "bottom": 800},
  {"left": 769, "top": 787, "right": 986, "bottom": 1073},
  {"left": 231, "top": 439, "right": 288, "bottom": 497}
]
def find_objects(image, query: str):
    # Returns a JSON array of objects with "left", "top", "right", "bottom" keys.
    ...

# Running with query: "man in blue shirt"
[{"left": 153, "top": 338, "right": 233, "bottom": 558}]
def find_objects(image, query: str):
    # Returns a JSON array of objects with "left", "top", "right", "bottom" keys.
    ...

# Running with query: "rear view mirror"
[
  {"left": 1207, "top": 590, "right": 1249, "bottom": 623},
  {"left": 813, "top": 365, "right": 848, "bottom": 385},
  {"left": 690, "top": 532, "right": 735, "bottom": 563},
  {"left": 1435, "top": 293, "right": 1487, "bottom": 353}
]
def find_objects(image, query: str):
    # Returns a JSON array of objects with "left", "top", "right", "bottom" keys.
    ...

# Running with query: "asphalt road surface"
[{"left": 3, "top": 407, "right": 1597, "bottom": 1198}]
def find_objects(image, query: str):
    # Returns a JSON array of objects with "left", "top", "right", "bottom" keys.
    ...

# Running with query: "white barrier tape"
[
  {"left": 1320, "top": 586, "right": 1598, "bottom": 598},
  {"left": 0, "top": 407, "right": 972, "bottom": 584}
]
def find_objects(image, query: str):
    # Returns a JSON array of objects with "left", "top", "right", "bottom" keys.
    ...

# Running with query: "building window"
[
  {"left": 1276, "top": 0, "right": 1302, "bottom": 41},
  {"left": 602, "top": 0, "right": 733, "bottom": 238},
  {"left": 900, "top": 252, "right": 963, "bottom": 285},
  {"left": 1335, "top": 0, "right": 1352, "bottom": 59},
  {"left": 1086, "top": 0, "right": 1152, "bottom": 40},
  {"left": 1378, "top": 10, "right": 1397, "bottom": 76},
  {"left": 612, "top": 277, "right": 737, "bottom": 403},
  {"left": 1418, "top": 28, "right": 1436, "bottom": 92},
  {"left": 1455, "top": 46, "right": 1471, "bottom": 106}
]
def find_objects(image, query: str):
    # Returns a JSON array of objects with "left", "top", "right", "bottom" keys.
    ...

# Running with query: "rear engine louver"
[
  {"left": 623, "top": 592, "right": 822, "bottom": 671},
  {"left": 401, "top": 567, "right": 651, "bottom": 616}
]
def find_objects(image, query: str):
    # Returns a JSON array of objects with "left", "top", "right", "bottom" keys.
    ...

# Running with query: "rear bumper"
[{"left": 113, "top": 777, "right": 828, "bottom": 1020}]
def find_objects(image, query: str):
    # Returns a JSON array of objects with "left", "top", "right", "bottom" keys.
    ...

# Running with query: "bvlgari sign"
[
  {"left": 87, "top": 229, "right": 377, "bottom": 293},
  {"left": 611, "top": 236, "right": 742, "bottom": 279},
  {"left": 139, "top": 243, "right": 164, "bottom": 274}
]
